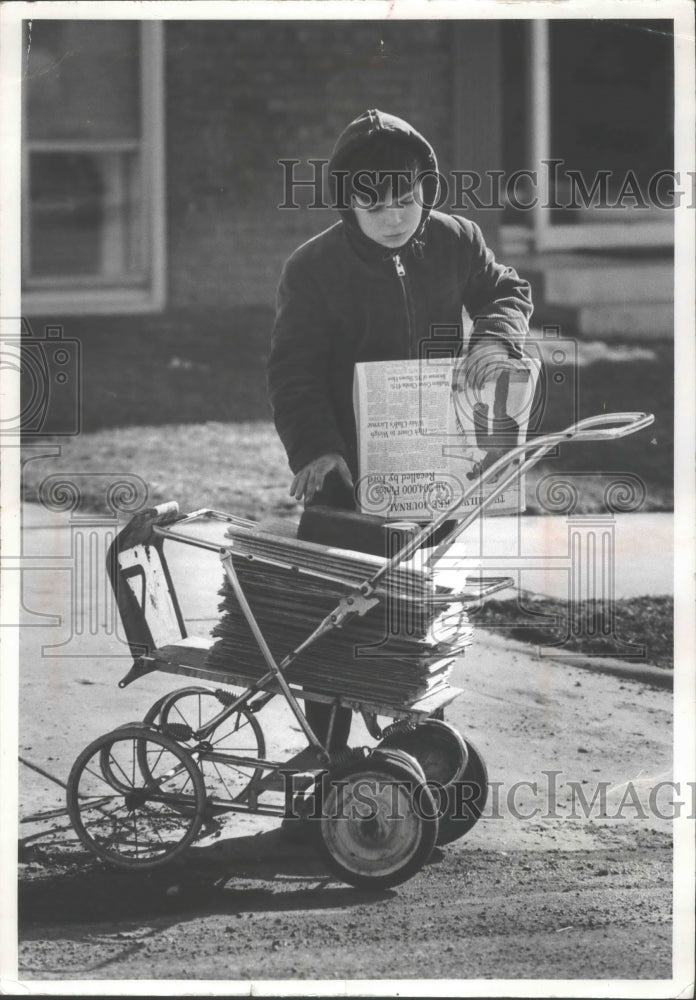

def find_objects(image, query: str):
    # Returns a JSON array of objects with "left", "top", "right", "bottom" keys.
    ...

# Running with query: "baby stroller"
[{"left": 65, "top": 411, "right": 653, "bottom": 888}]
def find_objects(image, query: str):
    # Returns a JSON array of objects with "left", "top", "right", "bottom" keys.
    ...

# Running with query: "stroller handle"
[
  {"left": 554, "top": 411, "right": 654, "bottom": 442},
  {"left": 364, "top": 410, "right": 655, "bottom": 579}
]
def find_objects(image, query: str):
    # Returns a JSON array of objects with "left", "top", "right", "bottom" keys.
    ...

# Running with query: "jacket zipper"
[{"left": 393, "top": 254, "right": 415, "bottom": 360}]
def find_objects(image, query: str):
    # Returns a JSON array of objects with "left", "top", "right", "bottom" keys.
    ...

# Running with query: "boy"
[{"left": 268, "top": 109, "right": 533, "bottom": 752}]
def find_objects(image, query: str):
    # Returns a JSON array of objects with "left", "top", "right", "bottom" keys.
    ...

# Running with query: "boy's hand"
[
  {"left": 290, "top": 453, "right": 354, "bottom": 503},
  {"left": 459, "top": 340, "right": 511, "bottom": 393}
]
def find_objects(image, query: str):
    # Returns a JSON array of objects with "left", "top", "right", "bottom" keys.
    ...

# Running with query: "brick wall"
[
  {"left": 22, "top": 21, "right": 504, "bottom": 435},
  {"left": 165, "top": 20, "right": 457, "bottom": 310}
]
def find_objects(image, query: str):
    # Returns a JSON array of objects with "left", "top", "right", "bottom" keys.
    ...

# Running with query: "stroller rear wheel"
[
  {"left": 379, "top": 718, "right": 467, "bottom": 785},
  {"left": 378, "top": 719, "right": 487, "bottom": 845},
  {"left": 317, "top": 749, "right": 438, "bottom": 889},
  {"left": 435, "top": 736, "right": 488, "bottom": 845}
]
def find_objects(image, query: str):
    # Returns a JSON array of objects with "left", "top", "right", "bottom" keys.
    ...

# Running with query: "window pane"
[
  {"left": 549, "top": 20, "right": 673, "bottom": 211},
  {"left": 26, "top": 21, "right": 140, "bottom": 141},
  {"left": 29, "top": 151, "right": 145, "bottom": 282}
]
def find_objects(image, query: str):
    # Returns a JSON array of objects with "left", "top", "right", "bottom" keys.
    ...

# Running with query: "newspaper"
[{"left": 353, "top": 356, "right": 540, "bottom": 519}]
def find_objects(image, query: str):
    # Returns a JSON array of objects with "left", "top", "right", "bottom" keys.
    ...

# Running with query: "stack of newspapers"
[{"left": 205, "top": 523, "right": 473, "bottom": 707}]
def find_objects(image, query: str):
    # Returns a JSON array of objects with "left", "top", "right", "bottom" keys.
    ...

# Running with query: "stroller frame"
[{"left": 65, "top": 411, "right": 653, "bottom": 885}]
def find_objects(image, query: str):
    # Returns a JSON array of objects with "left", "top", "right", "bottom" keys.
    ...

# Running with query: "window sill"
[{"left": 21, "top": 286, "right": 166, "bottom": 316}]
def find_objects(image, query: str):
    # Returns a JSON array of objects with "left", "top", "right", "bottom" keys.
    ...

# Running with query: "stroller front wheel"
[
  {"left": 67, "top": 725, "right": 207, "bottom": 869},
  {"left": 141, "top": 686, "right": 266, "bottom": 804}
]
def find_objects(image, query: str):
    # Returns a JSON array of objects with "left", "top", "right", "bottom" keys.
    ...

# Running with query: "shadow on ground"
[{"left": 20, "top": 829, "right": 450, "bottom": 930}]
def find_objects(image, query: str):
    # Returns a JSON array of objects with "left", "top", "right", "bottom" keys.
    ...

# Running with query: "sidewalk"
[
  {"left": 435, "top": 510, "right": 673, "bottom": 600},
  {"left": 19, "top": 502, "right": 674, "bottom": 600}
]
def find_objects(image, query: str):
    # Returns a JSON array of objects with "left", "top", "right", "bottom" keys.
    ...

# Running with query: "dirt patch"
[{"left": 18, "top": 834, "right": 672, "bottom": 981}]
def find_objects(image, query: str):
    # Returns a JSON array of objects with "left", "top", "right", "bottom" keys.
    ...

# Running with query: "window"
[
  {"left": 22, "top": 20, "right": 165, "bottom": 313},
  {"left": 501, "top": 20, "right": 673, "bottom": 253}
]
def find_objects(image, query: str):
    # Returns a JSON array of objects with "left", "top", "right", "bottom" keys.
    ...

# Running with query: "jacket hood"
[{"left": 328, "top": 109, "right": 440, "bottom": 249}]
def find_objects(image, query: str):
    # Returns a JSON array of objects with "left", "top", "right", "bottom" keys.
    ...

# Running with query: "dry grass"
[
  {"left": 22, "top": 422, "right": 303, "bottom": 523},
  {"left": 471, "top": 593, "right": 673, "bottom": 669}
]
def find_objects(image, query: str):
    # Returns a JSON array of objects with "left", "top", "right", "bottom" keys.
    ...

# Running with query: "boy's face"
[{"left": 351, "top": 179, "right": 423, "bottom": 249}]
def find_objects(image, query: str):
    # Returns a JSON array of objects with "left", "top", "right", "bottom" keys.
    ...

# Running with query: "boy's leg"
[
  {"left": 304, "top": 698, "right": 352, "bottom": 753},
  {"left": 280, "top": 698, "right": 352, "bottom": 841},
  {"left": 419, "top": 519, "right": 458, "bottom": 548}
]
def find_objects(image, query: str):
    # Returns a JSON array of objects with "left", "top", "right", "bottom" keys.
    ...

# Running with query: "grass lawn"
[
  {"left": 21, "top": 415, "right": 671, "bottom": 522},
  {"left": 22, "top": 422, "right": 302, "bottom": 523},
  {"left": 471, "top": 593, "right": 673, "bottom": 670}
]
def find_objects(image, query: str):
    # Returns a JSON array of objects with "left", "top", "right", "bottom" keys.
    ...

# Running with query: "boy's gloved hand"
[
  {"left": 290, "top": 452, "right": 354, "bottom": 503},
  {"left": 453, "top": 337, "right": 509, "bottom": 403},
  {"left": 458, "top": 339, "right": 511, "bottom": 393}
]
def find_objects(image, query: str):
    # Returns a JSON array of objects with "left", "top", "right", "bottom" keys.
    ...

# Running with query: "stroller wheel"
[
  {"left": 378, "top": 720, "right": 486, "bottom": 845},
  {"left": 435, "top": 737, "right": 489, "bottom": 846},
  {"left": 379, "top": 718, "right": 467, "bottom": 786},
  {"left": 317, "top": 749, "right": 438, "bottom": 889},
  {"left": 67, "top": 725, "right": 207, "bottom": 869},
  {"left": 142, "top": 691, "right": 173, "bottom": 727},
  {"left": 97, "top": 721, "right": 153, "bottom": 793},
  {"left": 141, "top": 686, "right": 266, "bottom": 805}
]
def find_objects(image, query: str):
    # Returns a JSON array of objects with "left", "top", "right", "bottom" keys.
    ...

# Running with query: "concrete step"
[
  {"left": 532, "top": 299, "right": 673, "bottom": 339},
  {"left": 575, "top": 301, "right": 673, "bottom": 338},
  {"left": 543, "top": 262, "right": 672, "bottom": 306},
  {"left": 512, "top": 254, "right": 673, "bottom": 306}
]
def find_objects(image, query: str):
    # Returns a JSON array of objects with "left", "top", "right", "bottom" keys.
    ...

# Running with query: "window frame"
[
  {"left": 21, "top": 20, "right": 166, "bottom": 315},
  {"left": 526, "top": 19, "right": 673, "bottom": 253}
]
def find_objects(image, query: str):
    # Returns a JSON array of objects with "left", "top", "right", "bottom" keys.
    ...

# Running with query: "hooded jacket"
[{"left": 267, "top": 109, "right": 533, "bottom": 486}]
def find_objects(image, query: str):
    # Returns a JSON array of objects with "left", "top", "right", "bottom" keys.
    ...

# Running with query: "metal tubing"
[
  {"left": 151, "top": 527, "right": 223, "bottom": 552},
  {"left": 325, "top": 700, "right": 338, "bottom": 751},
  {"left": 427, "top": 576, "right": 515, "bottom": 604},
  {"left": 195, "top": 752, "right": 283, "bottom": 770},
  {"left": 220, "top": 552, "right": 327, "bottom": 756},
  {"left": 366, "top": 412, "right": 654, "bottom": 576},
  {"left": 153, "top": 507, "right": 257, "bottom": 549}
]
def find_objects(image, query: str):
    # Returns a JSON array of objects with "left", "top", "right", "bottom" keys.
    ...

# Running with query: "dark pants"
[{"left": 304, "top": 698, "right": 353, "bottom": 754}]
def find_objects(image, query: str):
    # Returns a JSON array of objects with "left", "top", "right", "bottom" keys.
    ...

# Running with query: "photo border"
[{"left": 1, "top": 2, "right": 693, "bottom": 996}]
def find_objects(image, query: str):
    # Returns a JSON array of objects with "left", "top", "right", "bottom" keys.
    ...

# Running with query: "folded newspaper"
[{"left": 353, "top": 356, "right": 540, "bottom": 519}]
